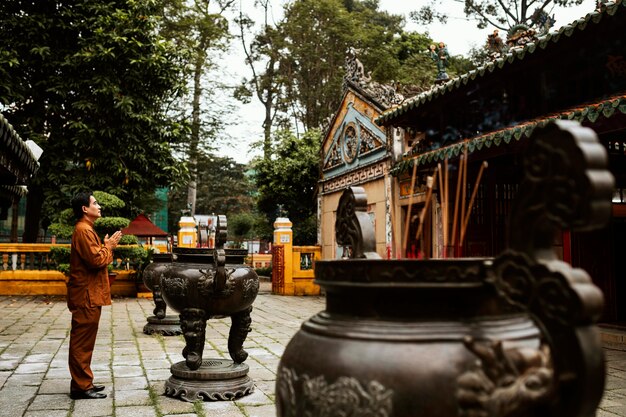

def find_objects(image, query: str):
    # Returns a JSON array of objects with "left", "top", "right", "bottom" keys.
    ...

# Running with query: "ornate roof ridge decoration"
[
  {"left": 375, "top": 0, "right": 626, "bottom": 126},
  {"left": 344, "top": 47, "right": 404, "bottom": 109},
  {"left": 390, "top": 93, "right": 626, "bottom": 176}
]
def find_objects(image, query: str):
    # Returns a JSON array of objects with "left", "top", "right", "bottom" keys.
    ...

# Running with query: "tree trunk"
[
  {"left": 22, "top": 184, "right": 44, "bottom": 243},
  {"left": 186, "top": 39, "right": 208, "bottom": 216}
]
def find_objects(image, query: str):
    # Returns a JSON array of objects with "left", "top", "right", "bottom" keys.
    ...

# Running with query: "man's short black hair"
[{"left": 71, "top": 192, "right": 93, "bottom": 221}]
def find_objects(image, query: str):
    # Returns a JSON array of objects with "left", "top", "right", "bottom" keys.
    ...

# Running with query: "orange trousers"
[{"left": 68, "top": 306, "right": 102, "bottom": 392}]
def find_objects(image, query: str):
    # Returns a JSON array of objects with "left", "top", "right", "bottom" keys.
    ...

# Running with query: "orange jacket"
[{"left": 67, "top": 218, "right": 113, "bottom": 309}]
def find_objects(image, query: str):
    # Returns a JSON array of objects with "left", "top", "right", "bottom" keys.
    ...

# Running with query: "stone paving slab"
[{"left": 2, "top": 292, "right": 626, "bottom": 416}]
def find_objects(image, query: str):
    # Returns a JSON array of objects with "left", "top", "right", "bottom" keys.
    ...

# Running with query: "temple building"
[
  {"left": 376, "top": 0, "right": 626, "bottom": 322},
  {"left": 317, "top": 49, "right": 405, "bottom": 259},
  {"left": 0, "top": 113, "right": 41, "bottom": 240}
]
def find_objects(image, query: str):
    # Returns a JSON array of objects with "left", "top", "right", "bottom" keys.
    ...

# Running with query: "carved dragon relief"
[
  {"left": 277, "top": 366, "right": 393, "bottom": 417},
  {"left": 459, "top": 120, "right": 613, "bottom": 417},
  {"left": 457, "top": 337, "right": 553, "bottom": 417}
]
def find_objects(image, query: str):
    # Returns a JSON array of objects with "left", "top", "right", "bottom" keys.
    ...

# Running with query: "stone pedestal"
[
  {"left": 164, "top": 359, "right": 254, "bottom": 402},
  {"left": 142, "top": 315, "right": 182, "bottom": 336}
]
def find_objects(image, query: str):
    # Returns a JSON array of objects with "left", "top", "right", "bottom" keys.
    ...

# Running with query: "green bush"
[
  {"left": 120, "top": 234, "right": 138, "bottom": 245},
  {"left": 93, "top": 191, "right": 125, "bottom": 213},
  {"left": 255, "top": 266, "right": 272, "bottom": 277},
  {"left": 113, "top": 245, "right": 148, "bottom": 271},
  {"left": 57, "top": 263, "right": 70, "bottom": 275},
  {"left": 47, "top": 223, "right": 74, "bottom": 240},
  {"left": 49, "top": 246, "right": 70, "bottom": 265},
  {"left": 95, "top": 216, "right": 130, "bottom": 238}
]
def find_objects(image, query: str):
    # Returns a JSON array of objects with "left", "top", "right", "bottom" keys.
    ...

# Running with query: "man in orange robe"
[{"left": 67, "top": 192, "right": 122, "bottom": 400}]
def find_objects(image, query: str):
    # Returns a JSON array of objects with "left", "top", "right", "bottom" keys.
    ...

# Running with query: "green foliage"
[
  {"left": 94, "top": 217, "right": 130, "bottom": 239},
  {"left": 410, "top": 0, "right": 578, "bottom": 32},
  {"left": 0, "top": 0, "right": 190, "bottom": 240},
  {"left": 93, "top": 191, "right": 125, "bottom": 215},
  {"left": 49, "top": 246, "right": 70, "bottom": 265},
  {"left": 120, "top": 234, "right": 139, "bottom": 245},
  {"left": 254, "top": 266, "right": 272, "bottom": 277},
  {"left": 47, "top": 223, "right": 74, "bottom": 240},
  {"left": 229, "top": 213, "right": 255, "bottom": 240},
  {"left": 159, "top": 0, "right": 237, "bottom": 215},
  {"left": 113, "top": 245, "right": 149, "bottom": 273},
  {"left": 228, "top": 212, "right": 271, "bottom": 243},
  {"left": 168, "top": 153, "right": 255, "bottom": 232},
  {"left": 49, "top": 246, "right": 70, "bottom": 275},
  {"left": 239, "top": 0, "right": 416, "bottom": 135},
  {"left": 254, "top": 129, "right": 321, "bottom": 245},
  {"left": 57, "top": 263, "right": 70, "bottom": 275}
]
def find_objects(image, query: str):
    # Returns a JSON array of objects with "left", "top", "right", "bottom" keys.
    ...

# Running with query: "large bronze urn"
[
  {"left": 161, "top": 215, "right": 259, "bottom": 402},
  {"left": 276, "top": 121, "right": 613, "bottom": 417},
  {"left": 142, "top": 252, "right": 182, "bottom": 336}
]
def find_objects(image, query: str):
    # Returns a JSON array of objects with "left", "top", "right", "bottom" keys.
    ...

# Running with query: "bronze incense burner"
[
  {"left": 276, "top": 121, "right": 612, "bottom": 417},
  {"left": 142, "top": 252, "right": 182, "bottom": 336},
  {"left": 161, "top": 215, "right": 259, "bottom": 401}
]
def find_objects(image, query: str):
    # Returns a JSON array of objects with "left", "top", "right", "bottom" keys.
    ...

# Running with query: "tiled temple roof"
[
  {"left": 376, "top": 0, "right": 626, "bottom": 127},
  {"left": 0, "top": 112, "right": 39, "bottom": 185},
  {"left": 391, "top": 93, "right": 626, "bottom": 176}
]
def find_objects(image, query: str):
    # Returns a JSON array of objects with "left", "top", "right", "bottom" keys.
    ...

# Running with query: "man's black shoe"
[
  {"left": 70, "top": 389, "right": 107, "bottom": 400},
  {"left": 92, "top": 385, "right": 105, "bottom": 392}
]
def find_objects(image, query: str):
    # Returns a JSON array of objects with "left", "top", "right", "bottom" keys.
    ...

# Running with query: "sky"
[{"left": 216, "top": 0, "right": 598, "bottom": 164}]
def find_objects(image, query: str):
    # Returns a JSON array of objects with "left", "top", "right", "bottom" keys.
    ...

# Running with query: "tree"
[
  {"left": 254, "top": 129, "right": 321, "bottom": 245},
  {"left": 410, "top": 0, "right": 579, "bottom": 32},
  {"left": 167, "top": 153, "right": 255, "bottom": 232},
  {"left": 159, "top": 0, "right": 236, "bottom": 215},
  {"left": 238, "top": 0, "right": 412, "bottom": 135},
  {"left": 236, "top": 0, "right": 286, "bottom": 159},
  {"left": 0, "top": 0, "right": 189, "bottom": 241}
]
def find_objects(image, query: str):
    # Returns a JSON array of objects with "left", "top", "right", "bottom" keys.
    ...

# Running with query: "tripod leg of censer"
[
  {"left": 153, "top": 282, "right": 167, "bottom": 319},
  {"left": 180, "top": 308, "right": 207, "bottom": 370},
  {"left": 228, "top": 306, "right": 252, "bottom": 363}
]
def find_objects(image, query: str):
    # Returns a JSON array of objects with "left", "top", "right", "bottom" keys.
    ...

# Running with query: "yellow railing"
[
  {"left": 0, "top": 243, "right": 68, "bottom": 271},
  {"left": 0, "top": 243, "right": 139, "bottom": 297}
]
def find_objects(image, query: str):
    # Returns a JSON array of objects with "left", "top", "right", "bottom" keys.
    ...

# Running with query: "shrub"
[
  {"left": 113, "top": 245, "right": 149, "bottom": 271},
  {"left": 94, "top": 216, "right": 130, "bottom": 239},
  {"left": 49, "top": 246, "right": 70, "bottom": 265},
  {"left": 255, "top": 266, "right": 272, "bottom": 277},
  {"left": 120, "top": 234, "right": 139, "bottom": 245}
]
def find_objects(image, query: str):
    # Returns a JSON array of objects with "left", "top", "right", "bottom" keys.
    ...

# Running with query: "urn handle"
[
  {"left": 214, "top": 215, "right": 227, "bottom": 292},
  {"left": 335, "top": 186, "right": 381, "bottom": 259},
  {"left": 489, "top": 121, "right": 613, "bottom": 417}
]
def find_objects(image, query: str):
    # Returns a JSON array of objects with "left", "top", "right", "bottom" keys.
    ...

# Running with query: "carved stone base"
[
  {"left": 164, "top": 359, "right": 254, "bottom": 402},
  {"left": 143, "top": 315, "right": 182, "bottom": 336}
]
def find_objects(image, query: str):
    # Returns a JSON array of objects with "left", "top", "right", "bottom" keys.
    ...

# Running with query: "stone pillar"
[{"left": 273, "top": 217, "right": 294, "bottom": 295}]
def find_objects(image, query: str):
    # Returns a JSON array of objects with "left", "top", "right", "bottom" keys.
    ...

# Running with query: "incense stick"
[
  {"left": 437, "top": 162, "right": 444, "bottom": 256},
  {"left": 459, "top": 144, "right": 468, "bottom": 246},
  {"left": 443, "top": 158, "right": 449, "bottom": 255},
  {"left": 402, "top": 160, "right": 419, "bottom": 258},
  {"left": 460, "top": 161, "right": 488, "bottom": 247},
  {"left": 415, "top": 167, "right": 439, "bottom": 249},
  {"left": 390, "top": 175, "right": 398, "bottom": 259},
  {"left": 451, "top": 155, "right": 464, "bottom": 247},
  {"left": 460, "top": 144, "right": 468, "bottom": 252}
]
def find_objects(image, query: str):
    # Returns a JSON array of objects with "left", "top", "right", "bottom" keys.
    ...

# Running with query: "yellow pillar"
[
  {"left": 177, "top": 216, "right": 197, "bottom": 248},
  {"left": 273, "top": 217, "right": 294, "bottom": 295}
]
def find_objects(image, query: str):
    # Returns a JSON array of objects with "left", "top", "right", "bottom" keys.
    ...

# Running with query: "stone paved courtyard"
[{"left": 2, "top": 286, "right": 626, "bottom": 417}]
